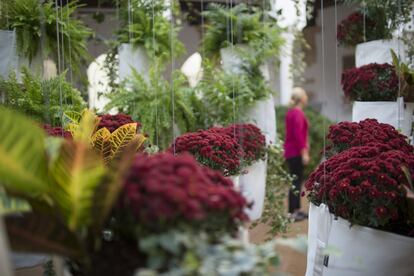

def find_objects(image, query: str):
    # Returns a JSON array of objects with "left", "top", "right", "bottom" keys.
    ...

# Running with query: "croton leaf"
[
  {"left": 5, "top": 212, "right": 84, "bottom": 259},
  {"left": 50, "top": 140, "right": 106, "bottom": 232},
  {"left": 0, "top": 107, "right": 51, "bottom": 197},
  {"left": 91, "top": 127, "right": 111, "bottom": 154}
]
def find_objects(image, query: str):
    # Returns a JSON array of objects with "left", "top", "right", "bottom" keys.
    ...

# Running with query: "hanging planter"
[
  {"left": 118, "top": 44, "right": 150, "bottom": 82},
  {"left": 0, "top": 30, "right": 17, "bottom": 80},
  {"left": 355, "top": 39, "right": 405, "bottom": 67}
]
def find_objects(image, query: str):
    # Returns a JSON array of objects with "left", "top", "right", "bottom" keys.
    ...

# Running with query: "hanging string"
[
  {"left": 362, "top": 0, "right": 366, "bottom": 42},
  {"left": 54, "top": 0, "right": 63, "bottom": 134},
  {"left": 66, "top": 0, "right": 73, "bottom": 85},
  {"left": 200, "top": 0, "right": 205, "bottom": 58},
  {"left": 170, "top": 0, "right": 176, "bottom": 154},
  {"left": 152, "top": 0, "right": 159, "bottom": 147},
  {"left": 230, "top": 0, "right": 236, "bottom": 139},
  {"left": 320, "top": 0, "right": 327, "bottom": 183},
  {"left": 128, "top": 0, "right": 132, "bottom": 42},
  {"left": 59, "top": 0, "right": 65, "bottom": 76},
  {"left": 397, "top": 0, "right": 403, "bottom": 131},
  {"left": 334, "top": 0, "right": 339, "bottom": 122}
]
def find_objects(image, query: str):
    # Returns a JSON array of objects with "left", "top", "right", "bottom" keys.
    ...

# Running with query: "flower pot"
[
  {"left": 352, "top": 100, "right": 414, "bottom": 136},
  {"left": 305, "top": 203, "right": 334, "bottom": 276},
  {"left": 0, "top": 217, "right": 12, "bottom": 276},
  {"left": 355, "top": 39, "right": 405, "bottom": 67},
  {"left": 323, "top": 216, "right": 414, "bottom": 276},
  {"left": 230, "top": 175, "right": 240, "bottom": 190},
  {"left": 239, "top": 159, "right": 267, "bottom": 220},
  {"left": 118, "top": 44, "right": 150, "bottom": 82},
  {"left": 0, "top": 30, "right": 17, "bottom": 80},
  {"left": 245, "top": 96, "right": 277, "bottom": 145}
]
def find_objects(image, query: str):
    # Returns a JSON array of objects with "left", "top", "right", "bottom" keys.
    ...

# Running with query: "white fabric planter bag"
[
  {"left": 356, "top": 39, "right": 405, "bottom": 67},
  {"left": 230, "top": 175, "right": 240, "bottom": 190},
  {"left": 118, "top": 44, "right": 150, "bottom": 82},
  {"left": 245, "top": 96, "right": 277, "bottom": 145},
  {"left": 352, "top": 100, "right": 414, "bottom": 136},
  {"left": 323, "top": 216, "right": 414, "bottom": 276},
  {"left": 0, "top": 30, "right": 17, "bottom": 80},
  {"left": 305, "top": 203, "right": 334, "bottom": 276},
  {"left": 239, "top": 160, "right": 267, "bottom": 220}
]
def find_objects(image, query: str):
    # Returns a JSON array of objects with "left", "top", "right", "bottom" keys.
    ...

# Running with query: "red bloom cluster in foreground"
[
  {"left": 337, "top": 12, "right": 376, "bottom": 47},
  {"left": 327, "top": 119, "right": 414, "bottom": 156},
  {"left": 98, "top": 114, "right": 140, "bottom": 132},
  {"left": 342, "top": 63, "right": 399, "bottom": 101},
  {"left": 172, "top": 128, "right": 245, "bottom": 176},
  {"left": 42, "top": 124, "right": 72, "bottom": 138},
  {"left": 221, "top": 124, "right": 266, "bottom": 165},
  {"left": 306, "top": 145, "right": 414, "bottom": 229},
  {"left": 122, "top": 153, "right": 248, "bottom": 231}
]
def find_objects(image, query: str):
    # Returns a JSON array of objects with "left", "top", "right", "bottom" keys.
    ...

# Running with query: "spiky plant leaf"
[
  {"left": 50, "top": 140, "right": 106, "bottom": 232},
  {"left": 103, "top": 123, "right": 141, "bottom": 164},
  {"left": 5, "top": 213, "right": 84, "bottom": 259},
  {"left": 0, "top": 107, "right": 50, "bottom": 196},
  {"left": 91, "top": 127, "right": 111, "bottom": 154}
]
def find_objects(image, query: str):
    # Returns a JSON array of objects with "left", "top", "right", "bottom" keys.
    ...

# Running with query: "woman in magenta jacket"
[{"left": 284, "top": 87, "right": 310, "bottom": 221}]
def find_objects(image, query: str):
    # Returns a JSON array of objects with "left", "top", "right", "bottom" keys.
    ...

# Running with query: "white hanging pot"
[
  {"left": 118, "top": 43, "right": 150, "bottom": 82},
  {"left": 305, "top": 203, "right": 334, "bottom": 276},
  {"left": 0, "top": 30, "right": 17, "bottom": 80},
  {"left": 323, "top": 216, "right": 414, "bottom": 276},
  {"left": 230, "top": 175, "right": 240, "bottom": 190},
  {"left": 245, "top": 95, "right": 277, "bottom": 145},
  {"left": 239, "top": 159, "right": 267, "bottom": 221},
  {"left": 355, "top": 39, "right": 405, "bottom": 67},
  {"left": 352, "top": 99, "right": 414, "bottom": 136}
]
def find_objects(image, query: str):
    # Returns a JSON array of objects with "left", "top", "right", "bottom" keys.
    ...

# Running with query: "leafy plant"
[
  {"left": 276, "top": 106, "right": 332, "bottom": 178},
  {"left": 0, "top": 107, "right": 135, "bottom": 261},
  {"left": 202, "top": 3, "right": 284, "bottom": 64},
  {"left": 197, "top": 62, "right": 271, "bottom": 127},
  {"left": 391, "top": 49, "right": 414, "bottom": 102},
  {"left": 105, "top": 67, "right": 197, "bottom": 150},
  {"left": 0, "top": 68, "right": 86, "bottom": 126},
  {"left": 251, "top": 143, "right": 294, "bottom": 240},
  {"left": 116, "top": 0, "right": 185, "bottom": 63},
  {"left": 0, "top": 0, "right": 92, "bottom": 77}
]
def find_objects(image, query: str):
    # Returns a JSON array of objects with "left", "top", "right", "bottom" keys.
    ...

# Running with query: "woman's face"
[{"left": 300, "top": 93, "right": 308, "bottom": 107}]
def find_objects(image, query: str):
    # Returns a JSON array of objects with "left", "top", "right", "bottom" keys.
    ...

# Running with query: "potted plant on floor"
[
  {"left": 341, "top": 62, "right": 414, "bottom": 135},
  {"left": 305, "top": 120, "right": 414, "bottom": 276}
]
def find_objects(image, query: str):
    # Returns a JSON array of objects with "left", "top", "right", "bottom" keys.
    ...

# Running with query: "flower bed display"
[
  {"left": 337, "top": 11, "right": 380, "bottom": 47},
  {"left": 42, "top": 124, "right": 72, "bottom": 138},
  {"left": 172, "top": 128, "right": 245, "bottom": 176},
  {"left": 97, "top": 113, "right": 139, "bottom": 133},
  {"left": 326, "top": 119, "right": 414, "bottom": 156}
]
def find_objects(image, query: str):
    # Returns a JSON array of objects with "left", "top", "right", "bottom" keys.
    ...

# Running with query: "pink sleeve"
[{"left": 292, "top": 111, "right": 308, "bottom": 151}]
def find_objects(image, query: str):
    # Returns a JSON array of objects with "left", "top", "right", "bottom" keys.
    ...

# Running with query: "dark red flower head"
[{"left": 98, "top": 113, "right": 141, "bottom": 132}]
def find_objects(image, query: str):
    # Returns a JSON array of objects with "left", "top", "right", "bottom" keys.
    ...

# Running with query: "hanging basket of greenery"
[{"left": 0, "top": 0, "right": 92, "bottom": 79}]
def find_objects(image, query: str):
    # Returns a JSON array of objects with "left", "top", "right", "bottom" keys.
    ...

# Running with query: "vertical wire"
[
  {"left": 334, "top": 0, "right": 339, "bottom": 122},
  {"left": 320, "top": 0, "right": 327, "bottom": 184},
  {"left": 397, "top": 0, "right": 402, "bottom": 131},
  {"left": 59, "top": 0, "right": 65, "bottom": 76},
  {"left": 363, "top": 0, "right": 366, "bottom": 42},
  {"left": 200, "top": 0, "right": 205, "bottom": 58},
  {"left": 128, "top": 0, "right": 132, "bottom": 42},
  {"left": 55, "top": 0, "right": 63, "bottom": 134},
  {"left": 230, "top": 0, "right": 236, "bottom": 139},
  {"left": 170, "top": 0, "right": 176, "bottom": 154},
  {"left": 152, "top": 0, "right": 159, "bottom": 147},
  {"left": 66, "top": 0, "right": 73, "bottom": 85}
]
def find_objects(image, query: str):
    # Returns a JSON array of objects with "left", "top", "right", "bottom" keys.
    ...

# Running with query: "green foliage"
[
  {"left": 0, "top": 107, "right": 135, "bottom": 260},
  {"left": 0, "top": 68, "right": 86, "bottom": 126},
  {"left": 391, "top": 49, "right": 414, "bottom": 102},
  {"left": 135, "top": 229, "right": 280, "bottom": 275},
  {"left": 344, "top": 0, "right": 412, "bottom": 38},
  {"left": 116, "top": 0, "right": 185, "bottom": 63},
  {"left": 290, "top": 30, "right": 310, "bottom": 86},
  {"left": 276, "top": 106, "right": 332, "bottom": 178},
  {"left": 105, "top": 67, "right": 198, "bottom": 150},
  {"left": 202, "top": 3, "right": 284, "bottom": 64},
  {"left": 0, "top": 0, "right": 92, "bottom": 77},
  {"left": 196, "top": 62, "right": 271, "bottom": 127},
  {"left": 251, "top": 144, "right": 294, "bottom": 240}
]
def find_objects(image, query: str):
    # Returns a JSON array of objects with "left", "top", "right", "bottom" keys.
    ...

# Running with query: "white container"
[
  {"left": 352, "top": 100, "right": 414, "bottom": 136},
  {"left": 230, "top": 175, "right": 240, "bottom": 190},
  {"left": 305, "top": 203, "right": 334, "bottom": 276},
  {"left": 118, "top": 44, "right": 150, "bottom": 82},
  {"left": 0, "top": 217, "right": 12, "bottom": 276},
  {"left": 323, "top": 216, "right": 414, "bottom": 276},
  {"left": 245, "top": 96, "right": 277, "bottom": 145},
  {"left": 239, "top": 159, "right": 267, "bottom": 221},
  {"left": 0, "top": 30, "right": 17, "bottom": 80},
  {"left": 355, "top": 39, "right": 405, "bottom": 67}
]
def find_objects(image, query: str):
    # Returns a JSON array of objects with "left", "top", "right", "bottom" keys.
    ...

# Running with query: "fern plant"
[
  {"left": 202, "top": 3, "right": 284, "bottom": 64},
  {"left": 105, "top": 67, "right": 198, "bottom": 150},
  {"left": 0, "top": 68, "right": 86, "bottom": 126},
  {"left": 197, "top": 62, "right": 271, "bottom": 127},
  {"left": 0, "top": 0, "right": 92, "bottom": 77},
  {"left": 116, "top": 0, "right": 185, "bottom": 63}
]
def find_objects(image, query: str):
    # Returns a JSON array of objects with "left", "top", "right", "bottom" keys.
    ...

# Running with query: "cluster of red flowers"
[
  {"left": 121, "top": 153, "right": 248, "bottom": 232},
  {"left": 97, "top": 114, "right": 140, "bottom": 132},
  {"left": 306, "top": 145, "right": 414, "bottom": 229},
  {"left": 221, "top": 124, "right": 266, "bottom": 166},
  {"left": 42, "top": 124, "right": 72, "bottom": 138},
  {"left": 172, "top": 128, "right": 245, "bottom": 176},
  {"left": 326, "top": 119, "right": 414, "bottom": 156},
  {"left": 337, "top": 12, "right": 374, "bottom": 46},
  {"left": 341, "top": 63, "right": 399, "bottom": 101}
]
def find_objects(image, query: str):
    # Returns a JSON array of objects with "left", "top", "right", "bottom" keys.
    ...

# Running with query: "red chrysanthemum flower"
[{"left": 98, "top": 114, "right": 141, "bottom": 132}]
